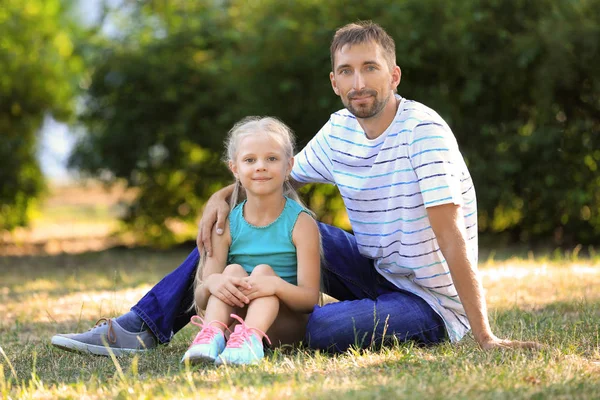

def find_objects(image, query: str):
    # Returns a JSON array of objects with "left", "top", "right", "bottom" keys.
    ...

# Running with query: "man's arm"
[
  {"left": 197, "top": 179, "right": 306, "bottom": 256},
  {"left": 195, "top": 223, "right": 251, "bottom": 309},
  {"left": 197, "top": 184, "right": 235, "bottom": 256},
  {"left": 427, "top": 203, "right": 541, "bottom": 350}
]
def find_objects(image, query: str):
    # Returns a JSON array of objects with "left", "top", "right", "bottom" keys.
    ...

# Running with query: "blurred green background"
[{"left": 1, "top": 0, "right": 599, "bottom": 248}]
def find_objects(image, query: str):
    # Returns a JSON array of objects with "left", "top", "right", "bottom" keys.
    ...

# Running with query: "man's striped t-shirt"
[{"left": 291, "top": 96, "right": 478, "bottom": 342}]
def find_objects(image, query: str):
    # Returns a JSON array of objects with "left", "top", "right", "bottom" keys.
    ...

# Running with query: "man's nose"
[{"left": 353, "top": 72, "right": 366, "bottom": 90}]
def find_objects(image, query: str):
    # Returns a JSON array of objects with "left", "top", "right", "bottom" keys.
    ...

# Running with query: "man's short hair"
[{"left": 330, "top": 21, "right": 397, "bottom": 72}]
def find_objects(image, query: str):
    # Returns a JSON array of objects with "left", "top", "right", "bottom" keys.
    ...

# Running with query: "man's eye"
[{"left": 340, "top": 69, "right": 351, "bottom": 75}]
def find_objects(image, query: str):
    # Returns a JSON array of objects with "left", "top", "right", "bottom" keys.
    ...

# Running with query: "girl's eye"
[
  {"left": 268, "top": 156, "right": 277, "bottom": 161},
  {"left": 244, "top": 158, "right": 254, "bottom": 163}
]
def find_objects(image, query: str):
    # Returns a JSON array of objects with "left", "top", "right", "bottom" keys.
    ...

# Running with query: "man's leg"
[
  {"left": 306, "top": 223, "right": 447, "bottom": 352},
  {"left": 306, "top": 288, "right": 447, "bottom": 352},
  {"left": 52, "top": 248, "right": 199, "bottom": 355},
  {"left": 131, "top": 248, "right": 199, "bottom": 343}
]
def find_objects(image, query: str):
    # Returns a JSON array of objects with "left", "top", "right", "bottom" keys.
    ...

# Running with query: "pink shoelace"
[
  {"left": 189, "top": 316, "right": 229, "bottom": 345},
  {"left": 226, "top": 314, "right": 272, "bottom": 348}
]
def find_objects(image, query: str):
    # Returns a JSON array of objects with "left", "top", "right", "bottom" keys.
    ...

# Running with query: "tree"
[
  {"left": 70, "top": 0, "right": 600, "bottom": 246},
  {"left": 0, "top": 0, "right": 84, "bottom": 230}
]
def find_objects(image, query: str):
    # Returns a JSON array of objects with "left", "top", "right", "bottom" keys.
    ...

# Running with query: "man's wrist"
[{"left": 473, "top": 329, "right": 494, "bottom": 344}]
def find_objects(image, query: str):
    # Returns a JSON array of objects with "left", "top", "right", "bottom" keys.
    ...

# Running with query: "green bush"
[
  {"left": 0, "top": 0, "right": 84, "bottom": 230},
  {"left": 70, "top": 0, "right": 600, "bottom": 246}
]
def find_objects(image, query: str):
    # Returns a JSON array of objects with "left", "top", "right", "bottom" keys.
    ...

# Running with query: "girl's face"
[{"left": 230, "top": 132, "right": 293, "bottom": 198}]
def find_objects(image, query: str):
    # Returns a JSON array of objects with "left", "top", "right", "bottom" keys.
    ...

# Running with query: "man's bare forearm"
[{"left": 215, "top": 183, "right": 235, "bottom": 202}]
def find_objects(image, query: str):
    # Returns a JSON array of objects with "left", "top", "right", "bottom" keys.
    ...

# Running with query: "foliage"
[
  {"left": 69, "top": 0, "right": 600, "bottom": 246},
  {"left": 0, "top": 0, "right": 84, "bottom": 230}
]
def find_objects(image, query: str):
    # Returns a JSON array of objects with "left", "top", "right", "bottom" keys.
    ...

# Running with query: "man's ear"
[
  {"left": 330, "top": 71, "right": 340, "bottom": 96},
  {"left": 392, "top": 66, "right": 401, "bottom": 90}
]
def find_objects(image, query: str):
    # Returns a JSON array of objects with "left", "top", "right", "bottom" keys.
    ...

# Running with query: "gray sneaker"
[{"left": 51, "top": 318, "right": 157, "bottom": 356}]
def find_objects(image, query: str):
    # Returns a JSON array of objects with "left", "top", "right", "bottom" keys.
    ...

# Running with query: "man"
[{"left": 52, "top": 21, "right": 539, "bottom": 355}]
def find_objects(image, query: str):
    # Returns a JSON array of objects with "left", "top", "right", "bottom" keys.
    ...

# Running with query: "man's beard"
[{"left": 345, "top": 89, "right": 389, "bottom": 119}]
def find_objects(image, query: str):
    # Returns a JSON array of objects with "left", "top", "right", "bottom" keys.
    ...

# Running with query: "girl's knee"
[
  {"left": 223, "top": 263, "right": 247, "bottom": 276},
  {"left": 251, "top": 264, "right": 275, "bottom": 276}
]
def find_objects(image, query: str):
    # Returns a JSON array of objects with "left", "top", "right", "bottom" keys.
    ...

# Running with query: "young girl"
[{"left": 181, "top": 116, "right": 321, "bottom": 365}]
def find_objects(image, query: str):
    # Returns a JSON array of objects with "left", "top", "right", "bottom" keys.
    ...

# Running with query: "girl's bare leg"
[
  {"left": 244, "top": 264, "right": 280, "bottom": 333},
  {"left": 203, "top": 263, "right": 248, "bottom": 330},
  {"left": 243, "top": 264, "right": 310, "bottom": 346}
]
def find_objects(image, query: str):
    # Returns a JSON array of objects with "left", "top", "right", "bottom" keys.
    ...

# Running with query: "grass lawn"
[{"left": 0, "top": 247, "right": 599, "bottom": 399}]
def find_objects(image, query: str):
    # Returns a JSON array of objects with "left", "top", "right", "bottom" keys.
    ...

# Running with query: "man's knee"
[
  {"left": 305, "top": 305, "right": 338, "bottom": 351},
  {"left": 251, "top": 264, "right": 275, "bottom": 276},
  {"left": 223, "top": 263, "right": 247, "bottom": 276}
]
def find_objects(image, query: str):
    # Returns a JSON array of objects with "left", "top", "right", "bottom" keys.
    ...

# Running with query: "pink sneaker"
[
  {"left": 216, "top": 314, "right": 271, "bottom": 366},
  {"left": 181, "top": 316, "right": 229, "bottom": 364}
]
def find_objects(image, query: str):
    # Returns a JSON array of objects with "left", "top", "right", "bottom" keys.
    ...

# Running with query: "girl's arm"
[
  {"left": 244, "top": 213, "right": 321, "bottom": 313},
  {"left": 286, "top": 212, "right": 321, "bottom": 312},
  {"left": 195, "top": 223, "right": 250, "bottom": 309}
]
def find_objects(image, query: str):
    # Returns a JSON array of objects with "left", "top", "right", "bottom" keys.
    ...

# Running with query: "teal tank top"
[{"left": 227, "top": 197, "right": 308, "bottom": 285}]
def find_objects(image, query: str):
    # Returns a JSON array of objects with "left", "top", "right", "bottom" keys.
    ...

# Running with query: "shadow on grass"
[{"left": 0, "top": 246, "right": 194, "bottom": 298}]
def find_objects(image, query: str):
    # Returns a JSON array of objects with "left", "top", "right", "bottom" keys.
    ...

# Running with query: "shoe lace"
[
  {"left": 93, "top": 318, "right": 116, "bottom": 344},
  {"left": 226, "top": 314, "right": 271, "bottom": 349},
  {"left": 190, "top": 315, "right": 229, "bottom": 345}
]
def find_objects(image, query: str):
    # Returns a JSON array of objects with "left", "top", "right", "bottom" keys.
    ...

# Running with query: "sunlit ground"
[{"left": 1, "top": 184, "right": 599, "bottom": 399}]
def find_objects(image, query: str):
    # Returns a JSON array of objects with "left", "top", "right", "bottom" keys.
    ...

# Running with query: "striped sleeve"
[
  {"left": 291, "top": 121, "right": 335, "bottom": 184},
  {"left": 409, "top": 121, "right": 464, "bottom": 208}
]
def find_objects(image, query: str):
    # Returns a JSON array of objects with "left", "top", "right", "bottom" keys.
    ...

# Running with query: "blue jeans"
[{"left": 132, "top": 223, "right": 448, "bottom": 351}]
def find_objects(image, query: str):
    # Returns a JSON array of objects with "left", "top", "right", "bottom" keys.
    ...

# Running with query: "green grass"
[{"left": 1, "top": 248, "right": 599, "bottom": 399}]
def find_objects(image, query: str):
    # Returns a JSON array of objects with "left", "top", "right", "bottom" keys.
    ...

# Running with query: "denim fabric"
[
  {"left": 132, "top": 249, "right": 198, "bottom": 343},
  {"left": 306, "top": 223, "right": 448, "bottom": 352},
  {"left": 132, "top": 223, "right": 448, "bottom": 349}
]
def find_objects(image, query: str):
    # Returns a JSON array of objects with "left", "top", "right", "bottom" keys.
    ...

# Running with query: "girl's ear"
[
  {"left": 287, "top": 157, "right": 294, "bottom": 176},
  {"left": 229, "top": 160, "right": 238, "bottom": 179}
]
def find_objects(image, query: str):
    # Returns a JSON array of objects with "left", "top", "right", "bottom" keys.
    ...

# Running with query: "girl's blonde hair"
[
  {"left": 193, "top": 116, "right": 315, "bottom": 313},
  {"left": 225, "top": 116, "right": 307, "bottom": 211}
]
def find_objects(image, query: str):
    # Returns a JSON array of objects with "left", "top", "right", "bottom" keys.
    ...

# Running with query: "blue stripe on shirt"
[
  {"left": 330, "top": 122, "right": 365, "bottom": 134},
  {"left": 415, "top": 271, "right": 451, "bottom": 280},
  {"left": 315, "top": 137, "right": 333, "bottom": 166},
  {"left": 359, "top": 236, "right": 435, "bottom": 249},
  {"left": 337, "top": 174, "right": 449, "bottom": 192},
  {"left": 353, "top": 225, "right": 431, "bottom": 236},
  {"left": 394, "top": 117, "right": 422, "bottom": 124},
  {"left": 379, "top": 247, "right": 439, "bottom": 259},
  {"left": 411, "top": 148, "right": 449, "bottom": 158},
  {"left": 330, "top": 134, "right": 383, "bottom": 148},
  {"left": 310, "top": 143, "right": 332, "bottom": 179},
  {"left": 387, "top": 129, "right": 412, "bottom": 138},
  {"left": 378, "top": 259, "right": 445, "bottom": 271},
  {"left": 346, "top": 202, "right": 425, "bottom": 213},
  {"left": 410, "top": 135, "right": 445, "bottom": 146},
  {"left": 341, "top": 191, "right": 423, "bottom": 202},
  {"left": 331, "top": 149, "right": 379, "bottom": 160},
  {"left": 302, "top": 154, "right": 331, "bottom": 183},
  {"left": 350, "top": 213, "right": 428, "bottom": 225},
  {"left": 333, "top": 168, "right": 413, "bottom": 180},
  {"left": 424, "top": 196, "right": 453, "bottom": 206}
]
